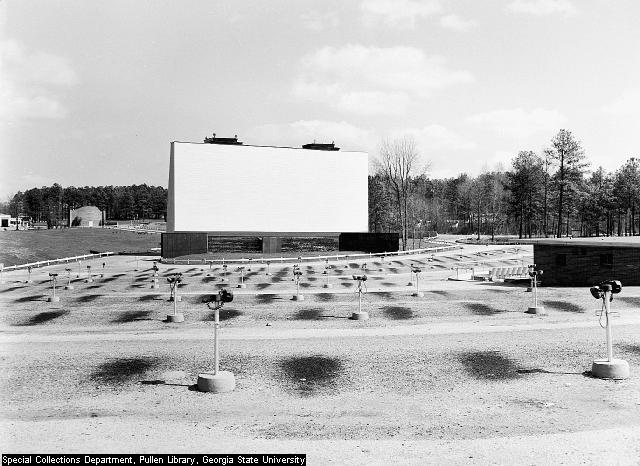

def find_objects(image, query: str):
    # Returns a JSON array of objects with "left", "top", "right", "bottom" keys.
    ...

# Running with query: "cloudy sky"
[{"left": 1, "top": 0, "right": 639, "bottom": 198}]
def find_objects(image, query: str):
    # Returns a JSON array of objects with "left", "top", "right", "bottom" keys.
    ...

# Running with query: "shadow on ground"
[
  {"left": 458, "top": 350, "right": 521, "bottom": 380},
  {"left": 15, "top": 310, "right": 69, "bottom": 326},
  {"left": 138, "top": 294, "right": 161, "bottom": 302},
  {"left": 464, "top": 302, "right": 504, "bottom": 316},
  {"left": 294, "top": 308, "right": 323, "bottom": 320},
  {"left": 383, "top": 306, "right": 414, "bottom": 320},
  {"left": 543, "top": 300, "right": 585, "bottom": 313},
  {"left": 13, "top": 295, "right": 46, "bottom": 303},
  {"left": 90, "top": 356, "right": 162, "bottom": 385},
  {"left": 205, "top": 308, "right": 243, "bottom": 321},
  {"left": 315, "top": 293, "right": 335, "bottom": 302},
  {"left": 278, "top": 355, "right": 344, "bottom": 396},
  {"left": 112, "top": 311, "right": 152, "bottom": 323},
  {"left": 76, "top": 294, "right": 103, "bottom": 303}
]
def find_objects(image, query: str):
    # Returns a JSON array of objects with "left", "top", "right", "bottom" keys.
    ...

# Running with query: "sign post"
[
  {"left": 323, "top": 264, "right": 333, "bottom": 288},
  {"left": 411, "top": 265, "right": 424, "bottom": 297},
  {"left": 47, "top": 273, "right": 60, "bottom": 302},
  {"left": 590, "top": 281, "right": 629, "bottom": 379},
  {"left": 525, "top": 265, "right": 545, "bottom": 315},
  {"left": 64, "top": 268, "right": 74, "bottom": 290},
  {"left": 198, "top": 289, "right": 236, "bottom": 393},
  {"left": 351, "top": 275, "right": 369, "bottom": 320},
  {"left": 292, "top": 265, "right": 303, "bottom": 300},
  {"left": 85, "top": 265, "right": 93, "bottom": 283},
  {"left": 166, "top": 273, "right": 184, "bottom": 322},
  {"left": 237, "top": 266, "right": 247, "bottom": 288}
]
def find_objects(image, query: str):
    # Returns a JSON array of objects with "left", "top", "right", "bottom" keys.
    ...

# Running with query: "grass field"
[
  {"left": 1, "top": 244, "right": 639, "bottom": 463},
  {"left": 0, "top": 228, "right": 161, "bottom": 266}
]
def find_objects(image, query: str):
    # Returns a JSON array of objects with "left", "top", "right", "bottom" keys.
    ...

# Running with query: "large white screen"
[{"left": 167, "top": 142, "right": 368, "bottom": 233}]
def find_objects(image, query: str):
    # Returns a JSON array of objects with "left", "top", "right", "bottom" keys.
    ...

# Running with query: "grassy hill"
[{"left": 0, "top": 228, "right": 161, "bottom": 266}]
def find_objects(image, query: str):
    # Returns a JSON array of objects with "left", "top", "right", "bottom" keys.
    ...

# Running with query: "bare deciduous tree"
[{"left": 376, "top": 136, "right": 420, "bottom": 250}]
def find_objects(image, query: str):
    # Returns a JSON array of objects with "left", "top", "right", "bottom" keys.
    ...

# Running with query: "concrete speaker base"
[
  {"left": 592, "top": 359, "right": 630, "bottom": 379},
  {"left": 85, "top": 279, "right": 93, "bottom": 283},
  {"left": 292, "top": 294, "right": 304, "bottom": 301},
  {"left": 237, "top": 283, "right": 247, "bottom": 288},
  {"left": 412, "top": 291, "right": 425, "bottom": 297},
  {"left": 266, "top": 272, "right": 272, "bottom": 276},
  {"left": 47, "top": 296, "right": 60, "bottom": 303},
  {"left": 168, "top": 295, "right": 182, "bottom": 302},
  {"left": 166, "top": 313, "right": 184, "bottom": 323},
  {"left": 525, "top": 306, "right": 546, "bottom": 315},
  {"left": 197, "top": 371, "right": 236, "bottom": 393},
  {"left": 151, "top": 284, "right": 160, "bottom": 289},
  {"left": 64, "top": 285, "right": 74, "bottom": 290},
  {"left": 351, "top": 311, "right": 369, "bottom": 320},
  {"left": 323, "top": 283, "right": 333, "bottom": 289}
]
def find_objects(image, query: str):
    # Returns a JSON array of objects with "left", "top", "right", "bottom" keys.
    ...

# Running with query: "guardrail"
[
  {"left": 161, "top": 242, "right": 461, "bottom": 266},
  {"left": 1, "top": 252, "right": 115, "bottom": 272}
]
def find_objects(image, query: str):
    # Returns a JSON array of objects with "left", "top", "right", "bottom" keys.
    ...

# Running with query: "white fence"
[
  {"left": 161, "top": 242, "right": 460, "bottom": 266},
  {"left": 1, "top": 252, "right": 115, "bottom": 272}
]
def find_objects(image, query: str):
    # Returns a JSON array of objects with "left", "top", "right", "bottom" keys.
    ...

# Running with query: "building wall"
[{"left": 534, "top": 244, "right": 640, "bottom": 286}]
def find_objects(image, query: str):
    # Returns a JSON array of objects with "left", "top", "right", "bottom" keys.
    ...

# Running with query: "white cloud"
[
  {"left": 466, "top": 108, "right": 567, "bottom": 139},
  {"left": 300, "top": 11, "right": 341, "bottom": 31},
  {"left": 293, "top": 45, "right": 473, "bottom": 116},
  {"left": 0, "top": 40, "right": 78, "bottom": 122},
  {"left": 507, "top": 0, "right": 577, "bottom": 16},
  {"left": 361, "top": 0, "right": 442, "bottom": 28},
  {"left": 439, "top": 14, "right": 476, "bottom": 32},
  {"left": 602, "top": 88, "right": 640, "bottom": 117},
  {"left": 246, "top": 120, "right": 375, "bottom": 153},
  {"left": 394, "top": 125, "right": 476, "bottom": 151}
]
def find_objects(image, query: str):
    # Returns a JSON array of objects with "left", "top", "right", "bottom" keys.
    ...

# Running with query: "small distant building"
[
  {"left": 534, "top": 239, "right": 640, "bottom": 286},
  {"left": 0, "top": 213, "right": 11, "bottom": 229},
  {"left": 69, "top": 206, "right": 103, "bottom": 227}
]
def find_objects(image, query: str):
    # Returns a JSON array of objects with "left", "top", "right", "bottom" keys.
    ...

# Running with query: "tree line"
[
  {"left": 370, "top": 129, "right": 640, "bottom": 247},
  {"left": 2, "top": 128, "right": 638, "bottom": 240},
  {"left": 1, "top": 184, "right": 167, "bottom": 227}
]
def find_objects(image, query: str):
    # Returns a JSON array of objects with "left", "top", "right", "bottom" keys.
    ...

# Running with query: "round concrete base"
[
  {"left": 151, "top": 284, "right": 159, "bottom": 289},
  {"left": 221, "top": 278, "right": 227, "bottom": 282},
  {"left": 323, "top": 283, "right": 333, "bottom": 289},
  {"left": 168, "top": 295, "right": 182, "bottom": 302},
  {"left": 237, "top": 283, "right": 247, "bottom": 288},
  {"left": 266, "top": 272, "right": 272, "bottom": 276},
  {"left": 197, "top": 371, "right": 236, "bottom": 393},
  {"left": 25, "top": 280, "right": 33, "bottom": 284},
  {"left": 85, "top": 279, "right": 93, "bottom": 283},
  {"left": 166, "top": 313, "right": 184, "bottom": 323},
  {"left": 525, "top": 306, "right": 546, "bottom": 315},
  {"left": 351, "top": 311, "right": 369, "bottom": 320},
  {"left": 292, "top": 294, "right": 304, "bottom": 301},
  {"left": 64, "top": 285, "right": 74, "bottom": 290},
  {"left": 47, "top": 296, "right": 60, "bottom": 303},
  {"left": 526, "top": 287, "right": 533, "bottom": 292},
  {"left": 412, "top": 291, "right": 425, "bottom": 297},
  {"left": 592, "top": 359, "right": 630, "bottom": 379}
]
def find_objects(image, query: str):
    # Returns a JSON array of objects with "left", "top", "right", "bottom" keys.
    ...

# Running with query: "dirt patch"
[
  {"left": 13, "top": 295, "right": 47, "bottom": 303},
  {"left": 138, "top": 294, "right": 161, "bottom": 302}
]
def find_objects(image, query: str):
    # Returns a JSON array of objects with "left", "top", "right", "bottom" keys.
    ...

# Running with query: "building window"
[
  {"left": 599, "top": 253, "right": 613, "bottom": 266},
  {"left": 556, "top": 254, "right": 567, "bottom": 266}
]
